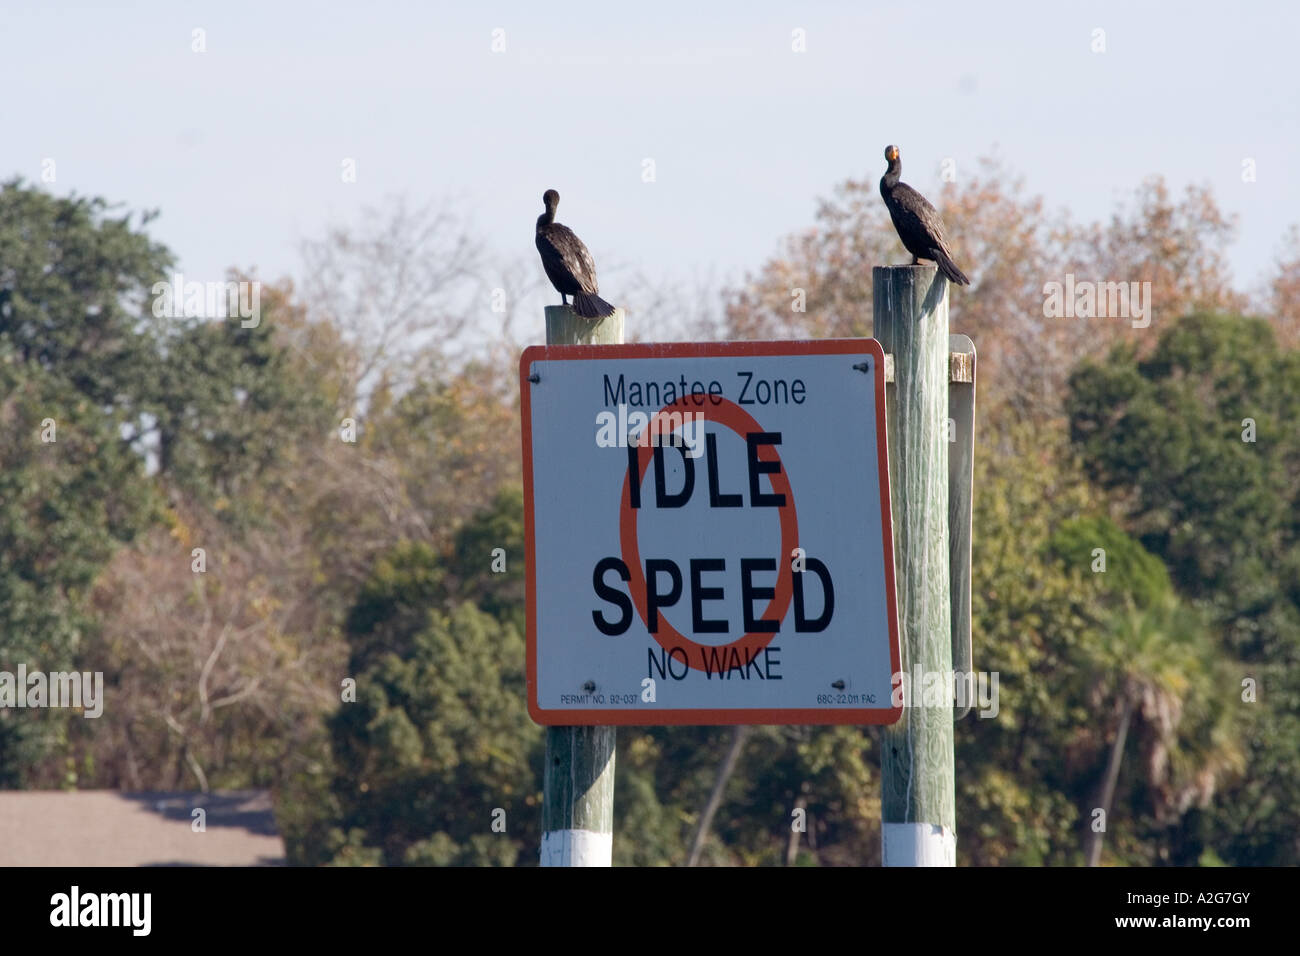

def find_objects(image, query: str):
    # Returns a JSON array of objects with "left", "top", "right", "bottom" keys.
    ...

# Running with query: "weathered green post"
[
  {"left": 539, "top": 304, "right": 623, "bottom": 866},
  {"left": 873, "top": 265, "right": 956, "bottom": 866}
]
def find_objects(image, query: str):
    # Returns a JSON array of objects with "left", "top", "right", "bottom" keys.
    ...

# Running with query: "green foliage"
[
  {"left": 360, "top": 358, "right": 522, "bottom": 543},
  {"left": 1067, "top": 313, "right": 1300, "bottom": 865},
  {"left": 0, "top": 358, "right": 155, "bottom": 782},
  {"left": 956, "top": 422, "right": 1105, "bottom": 865},
  {"left": 5, "top": 173, "right": 1293, "bottom": 870},
  {"left": 328, "top": 599, "right": 542, "bottom": 865},
  {"left": 1, "top": 183, "right": 348, "bottom": 792},
  {"left": 144, "top": 301, "right": 337, "bottom": 527},
  {"left": 325, "top": 527, "right": 542, "bottom": 865},
  {"left": 1048, "top": 515, "right": 1172, "bottom": 609},
  {"left": 344, "top": 541, "right": 448, "bottom": 673},
  {"left": 448, "top": 486, "right": 526, "bottom": 636},
  {"left": 0, "top": 182, "right": 164, "bottom": 782},
  {"left": 1078, "top": 595, "right": 1244, "bottom": 864},
  {"left": 0, "top": 178, "right": 171, "bottom": 408},
  {"left": 1068, "top": 315, "right": 1300, "bottom": 617},
  {"left": 0, "top": 181, "right": 166, "bottom": 653},
  {"left": 606, "top": 721, "right": 883, "bottom": 867}
]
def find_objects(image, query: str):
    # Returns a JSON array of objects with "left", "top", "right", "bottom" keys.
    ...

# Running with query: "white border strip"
[
  {"left": 883, "top": 822, "right": 956, "bottom": 866},
  {"left": 540, "top": 829, "right": 613, "bottom": 867}
]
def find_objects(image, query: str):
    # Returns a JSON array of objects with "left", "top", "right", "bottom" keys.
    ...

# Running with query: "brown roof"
[{"left": 0, "top": 791, "right": 285, "bottom": 866}]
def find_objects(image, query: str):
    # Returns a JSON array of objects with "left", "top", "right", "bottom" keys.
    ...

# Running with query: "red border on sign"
[{"left": 519, "top": 338, "right": 902, "bottom": 726}]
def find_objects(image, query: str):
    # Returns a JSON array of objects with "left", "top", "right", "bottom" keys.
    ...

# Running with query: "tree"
[
  {"left": 0, "top": 179, "right": 171, "bottom": 411},
  {"left": 721, "top": 156, "right": 1078, "bottom": 416},
  {"left": 443, "top": 485, "right": 526, "bottom": 636},
  {"left": 1048, "top": 515, "right": 1172, "bottom": 610},
  {"left": 326, "top": 543, "right": 541, "bottom": 865},
  {"left": 357, "top": 357, "right": 523, "bottom": 547},
  {"left": 1079, "top": 596, "right": 1243, "bottom": 866},
  {"left": 0, "top": 181, "right": 164, "bottom": 783},
  {"left": 1068, "top": 314, "right": 1300, "bottom": 640},
  {"left": 298, "top": 197, "right": 488, "bottom": 408},
  {"left": 296, "top": 488, "right": 537, "bottom": 865},
  {"left": 1265, "top": 224, "right": 1300, "bottom": 348},
  {"left": 954, "top": 422, "right": 1109, "bottom": 865},
  {"left": 140, "top": 277, "right": 339, "bottom": 526},
  {"left": 1063, "top": 178, "right": 1247, "bottom": 334},
  {"left": 723, "top": 162, "right": 1251, "bottom": 423},
  {"left": 1067, "top": 313, "right": 1300, "bottom": 865}
]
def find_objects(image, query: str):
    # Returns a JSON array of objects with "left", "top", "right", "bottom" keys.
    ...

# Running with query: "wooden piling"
[
  {"left": 539, "top": 304, "right": 624, "bottom": 867},
  {"left": 873, "top": 265, "right": 956, "bottom": 866}
]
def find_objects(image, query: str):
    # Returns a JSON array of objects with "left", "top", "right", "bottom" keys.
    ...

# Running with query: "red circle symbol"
[{"left": 619, "top": 397, "right": 799, "bottom": 672}]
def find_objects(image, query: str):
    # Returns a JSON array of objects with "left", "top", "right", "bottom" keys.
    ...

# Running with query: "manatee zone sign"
[{"left": 520, "top": 339, "right": 900, "bottom": 726}]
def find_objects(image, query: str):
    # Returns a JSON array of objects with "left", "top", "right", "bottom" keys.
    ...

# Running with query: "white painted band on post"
[
  {"left": 540, "top": 829, "right": 613, "bottom": 867},
  {"left": 882, "top": 822, "right": 956, "bottom": 867}
]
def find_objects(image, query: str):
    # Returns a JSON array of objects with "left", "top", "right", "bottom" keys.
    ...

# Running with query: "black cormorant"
[
  {"left": 535, "top": 189, "right": 616, "bottom": 319},
  {"left": 880, "top": 145, "right": 970, "bottom": 286}
]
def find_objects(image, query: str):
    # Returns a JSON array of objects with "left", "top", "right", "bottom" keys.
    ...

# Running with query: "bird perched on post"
[
  {"left": 535, "top": 189, "right": 616, "bottom": 319},
  {"left": 879, "top": 145, "right": 970, "bottom": 286}
]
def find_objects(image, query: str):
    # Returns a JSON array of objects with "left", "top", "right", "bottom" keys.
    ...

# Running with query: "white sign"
[{"left": 520, "top": 340, "right": 900, "bottom": 725}]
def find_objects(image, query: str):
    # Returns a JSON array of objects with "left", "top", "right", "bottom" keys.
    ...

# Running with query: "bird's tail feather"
[
  {"left": 572, "top": 291, "right": 617, "bottom": 319},
  {"left": 932, "top": 247, "right": 970, "bottom": 286}
]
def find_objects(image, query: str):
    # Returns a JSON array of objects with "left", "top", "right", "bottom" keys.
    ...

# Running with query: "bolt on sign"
[{"left": 520, "top": 340, "right": 900, "bottom": 726}]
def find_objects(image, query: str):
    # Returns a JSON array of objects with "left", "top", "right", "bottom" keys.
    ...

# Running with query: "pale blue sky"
[{"left": 4, "top": 1, "right": 1296, "bottom": 325}]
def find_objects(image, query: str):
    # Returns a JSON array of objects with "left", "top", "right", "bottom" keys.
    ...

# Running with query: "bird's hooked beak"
[{"left": 885, "top": 146, "right": 899, "bottom": 163}]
